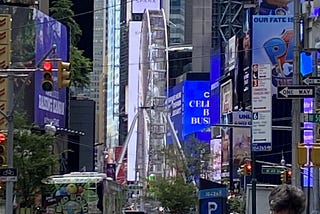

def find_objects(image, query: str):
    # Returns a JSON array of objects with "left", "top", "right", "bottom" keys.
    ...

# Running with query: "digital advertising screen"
[{"left": 183, "top": 81, "right": 210, "bottom": 137}]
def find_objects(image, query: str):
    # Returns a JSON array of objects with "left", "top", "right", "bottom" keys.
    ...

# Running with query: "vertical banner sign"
[
  {"left": 232, "top": 111, "right": 251, "bottom": 180},
  {"left": 303, "top": 98, "right": 314, "bottom": 187},
  {"left": 251, "top": 64, "right": 272, "bottom": 152},
  {"left": 252, "top": 15, "right": 293, "bottom": 94},
  {"left": 228, "top": 35, "right": 237, "bottom": 71}
]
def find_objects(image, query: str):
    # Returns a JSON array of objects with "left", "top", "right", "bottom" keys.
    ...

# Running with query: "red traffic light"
[
  {"left": 43, "top": 60, "right": 53, "bottom": 71},
  {"left": 0, "top": 133, "right": 6, "bottom": 143}
]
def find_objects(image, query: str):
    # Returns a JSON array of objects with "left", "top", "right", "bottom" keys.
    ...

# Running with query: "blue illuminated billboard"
[
  {"left": 167, "top": 81, "right": 211, "bottom": 142},
  {"left": 183, "top": 81, "right": 210, "bottom": 137}
]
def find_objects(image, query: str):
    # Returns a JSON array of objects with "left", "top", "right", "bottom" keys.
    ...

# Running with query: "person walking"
[{"left": 269, "top": 184, "right": 306, "bottom": 214}]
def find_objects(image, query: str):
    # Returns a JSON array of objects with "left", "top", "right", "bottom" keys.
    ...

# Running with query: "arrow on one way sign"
[
  {"left": 303, "top": 77, "right": 320, "bottom": 85},
  {"left": 277, "top": 86, "right": 315, "bottom": 99}
]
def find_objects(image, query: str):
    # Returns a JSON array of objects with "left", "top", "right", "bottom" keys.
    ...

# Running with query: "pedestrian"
[{"left": 269, "top": 184, "right": 306, "bottom": 214}]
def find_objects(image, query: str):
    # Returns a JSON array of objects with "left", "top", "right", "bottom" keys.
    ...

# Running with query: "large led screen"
[
  {"left": 183, "top": 81, "right": 210, "bottom": 137},
  {"left": 34, "top": 10, "right": 68, "bottom": 128}
]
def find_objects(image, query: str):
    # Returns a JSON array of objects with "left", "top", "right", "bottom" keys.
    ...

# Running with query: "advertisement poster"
[
  {"left": 210, "top": 138, "right": 221, "bottom": 182},
  {"left": 167, "top": 82, "right": 183, "bottom": 144},
  {"left": 228, "top": 35, "right": 237, "bottom": 71},
  {"left": 221, "top": 80, "right": 233, "bottom": 114},
  {"left": 258, "top": 0, "right": 294, "bottom": 15},
  {"left": 34, "top": 10, "right": 68, "bottom": 128},
  {"left": 232, "top": 111, "right": 251, "bottom": 180},
  {"left": 45, "top": 182, "right": 99, "bottom": 214},
  {"left": 221, "top": 125, "right": 230, "bottom": 186},
  {"left": 252, "top": 15, "right": 293, "bottom": 94}
]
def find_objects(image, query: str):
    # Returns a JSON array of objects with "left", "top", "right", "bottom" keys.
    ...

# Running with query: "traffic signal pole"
[
  {"left": 5, "top": 72, "right": 14, "bottom": 214},
  {"left": 292, "top": 0, "right": 301, "bottom": 187}
]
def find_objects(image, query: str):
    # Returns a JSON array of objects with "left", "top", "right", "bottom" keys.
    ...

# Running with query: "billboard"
[
  {"left": 210, "top": 138, "right": 221, "bottom": 182},
  {"left": 220, "top": 79, "right": 233, "bottom": 114},
  {"left": 34, "top": 10, "right": 68, "bottom": 128},
  {"left": 232, "top": 111, "right": 251, "bottom": 181},
  {"left": 183, "top": 81, "right": 210, "bottom": 137},
  {"left": 127, "top": 21, "right": 142, "bottom": 181},
  {"left": 167, "top": 82, "right": 183, "bottom": 142},
  {"left": 210, "top": 50, "right": 221, "bottom": 125},
  {"left": 252, "top": 15, "right": 293, "bottom": 94},
  {"left": 258, "top": 0, "right": 294, "bottom": 15},
  {"left": 132, "top": 0, "right": 161, "bottom": 14}
]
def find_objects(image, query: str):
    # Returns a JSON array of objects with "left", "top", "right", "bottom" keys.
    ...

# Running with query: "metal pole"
[
  {"left": 292, "top": 0, "right": 301, "bottom": 187},
  {"left": 5, "top": 72, "right": 14, "bottom": 214},
  {"left": 251, "top": 143, "right": 256, "bottom": 214},
  {"left": 313, "top": 50, "right": 320, "bottom": 214}
]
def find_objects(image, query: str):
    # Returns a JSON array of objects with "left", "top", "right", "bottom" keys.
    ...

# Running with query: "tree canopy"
[
  {"left": 50, "top": 0, "right": 92, "bottom": 89},
  {"left": 13, "top": 113, "right": 58, "bottom": 207},
  {"left": 149, "top": 175, "right": 197, "bottom": 213}
]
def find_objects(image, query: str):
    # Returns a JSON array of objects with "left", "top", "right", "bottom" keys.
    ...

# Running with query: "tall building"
[
  {"left": 106, "top": 0, "right": 121, "bottom": 148},
  {"left": 92, "top": 0, "right": 107, "bottom": 110},
  {"left": 169, "top": 0, "right": 185, "bottom": 45}
]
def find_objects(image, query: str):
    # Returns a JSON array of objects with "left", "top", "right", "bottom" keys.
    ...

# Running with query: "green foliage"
[
  {"left": 13, "top": 112, "right": 58, "bottom": 207},
  {"left": 70, "top": 46, "right": 91, "bottom": 88},
  {"left": 227, "top": 195, "right": 246, "bottom": 214},
  {"left": 50, "top": 0, "right": 81, "bottom": 46},
  {"left": 150, "top": 176, "right": 197, "bottom": 213},
  {"left": 183, "top": 137, "right": 210, "bottom": 178},
  {"left": 50, "top": 0, "right": 92, "bottom": 89}
]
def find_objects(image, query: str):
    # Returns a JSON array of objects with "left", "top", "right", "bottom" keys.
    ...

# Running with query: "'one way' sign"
[{"left": 277, "top": 86, "right": 315, "bottom": 99}]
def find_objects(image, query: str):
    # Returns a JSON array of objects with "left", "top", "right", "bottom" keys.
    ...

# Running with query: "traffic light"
[
  {"left": 286, "top": 170, "right": 292, "bottom": 184},
  {"left": 42, "top": 60, "right": 53, "bottom": 91},
  {"left": 0, "top": 15, "right": 11, "bottom": 69},
  {"left": 58, "top": 61, "right": 71, "bottom": 89},
  {"left": 0, "top": 133, "right": 7, "bottom": 166},
  {"left": 240, "top": 162, "right": 252, "bottom": 176},
  {"left": 281, "top": 170, "right": 287, "bottom": 183},
  {"left": 297, "top": 144, "right": 307, "bottom": 166},
  {"left": 311, "top": 145, "right": 320, "bottom": 167},
  {"left": 0, "top": 77, "right": 7, "bottom": 130}
]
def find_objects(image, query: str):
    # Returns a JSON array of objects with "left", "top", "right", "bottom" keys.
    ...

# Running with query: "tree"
[
  {"left": 50, "top": 0, "right": 92, "bottom": 89},
  {"left": 150, "top": 175, "right": 197, "bottom": 213},
  {"left": 13, "top": 113, "right": 58, "bottom": 207}
]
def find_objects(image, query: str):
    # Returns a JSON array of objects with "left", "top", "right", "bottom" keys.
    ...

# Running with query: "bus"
[{"left": 42, "top": 172, "right": 126, "bottom": 214}]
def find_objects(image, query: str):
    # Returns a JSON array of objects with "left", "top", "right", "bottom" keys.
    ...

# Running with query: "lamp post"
[{"left": 292, "top": 0, "right": 302, "bottom": 188}]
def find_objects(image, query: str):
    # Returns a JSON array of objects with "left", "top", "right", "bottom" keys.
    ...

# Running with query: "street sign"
[
  {"left": 302, "top": 113, "right": 320, "bottom": 123},
  {"left": 303, "top": 77, "right": 320, "bottom": 85},
  {"left": 0, "top": 168, "right": 17, "bottom": 182},
  {"left": 277, "top": 86, "right": 315, "bottom": 99},
  {"left": 261, "top": 166, "right": 284, "bottom": 175}
]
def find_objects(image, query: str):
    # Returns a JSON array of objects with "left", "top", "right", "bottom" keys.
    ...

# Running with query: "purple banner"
[
  {"left": 210, "top": 50, "right": 221, "bottom": 126},
  {"left": 34, "top": 10, "right": 68, "bottom": 128}
]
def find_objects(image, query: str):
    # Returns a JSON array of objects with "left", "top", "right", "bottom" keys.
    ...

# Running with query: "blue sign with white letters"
[
  {"left": 200, "top": 198, "right": 223, "bottom": 214},
  {"left": 183, "top": 81, "right": 210, "bottom": 137},
  {"left": 198, "top": 188, "right": 228, "bottom": 199}
]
